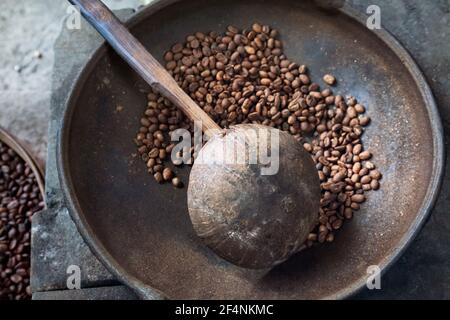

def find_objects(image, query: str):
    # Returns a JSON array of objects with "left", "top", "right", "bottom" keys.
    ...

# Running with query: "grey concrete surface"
[
  {"left": 0, "top": 0, "right": 149, "bottom": 163},
  {"left": 31, "top": 209, "right": 117, "bottom": 292},
  {"left": 0, "top": 0, "right": 66, "bottom": 162}
]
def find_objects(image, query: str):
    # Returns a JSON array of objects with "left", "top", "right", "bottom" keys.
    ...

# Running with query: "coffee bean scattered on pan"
[
  {"left": 134, "top": 23, "right": 382, "bottom": 245},
  {"left": 0, "top": 142, "right": 45, "bottom": 300},
  {"left": 323, "top": 74, "right": 336, "bottom": 86}
]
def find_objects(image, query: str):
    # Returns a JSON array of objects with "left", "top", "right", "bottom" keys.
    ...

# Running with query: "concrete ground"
[{"left": 0, "top": 0, "right": 148, "bottom": 162}]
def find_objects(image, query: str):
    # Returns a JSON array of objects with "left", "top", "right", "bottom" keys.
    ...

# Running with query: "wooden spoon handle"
[{"left": 69, "top": 0, "right": 221, "bottom": 134}]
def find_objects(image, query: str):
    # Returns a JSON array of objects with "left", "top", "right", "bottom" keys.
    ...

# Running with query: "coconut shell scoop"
[{"left": 70, "top": 0, "right": 321, "bottom": 269}]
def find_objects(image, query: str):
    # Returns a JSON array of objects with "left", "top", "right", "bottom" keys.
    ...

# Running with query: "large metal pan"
[{"left": 58, "top": 0, "right": 444, "bottom": 299}]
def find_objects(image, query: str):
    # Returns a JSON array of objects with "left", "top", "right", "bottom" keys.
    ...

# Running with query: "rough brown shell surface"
[{"left": 187, "top": 124, "right": 321, "bottom": 269}]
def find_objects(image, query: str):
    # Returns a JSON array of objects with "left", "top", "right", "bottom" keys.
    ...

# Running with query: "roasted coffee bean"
[
  {"left": 323, "top": 74, "right": 336, "bottom": 85},
  {"left": 326, "top": 233, "right": 335, "bottom": 242},
  {"left": 172, "top": 177, "right": 183, "bottom": 188},
  {"left": 344, "top": 207, "right": 353, "bottom": 219},
  {"left": 351, "top": 194, "right": 366, "bottom": 203},
  {"left": 153, "top": 172, "right": 163, "bottom": 183},
  {"left": 7, "top": 228, "right": 16, "bottom": 239},
  {"left": 332, "top": 171, "right": 346, "bottom": 182},
  {"left": 148, "top": 148, "right": 159, "bottom": 158},
  {"left": 353, "top": 144, "right": 362, "bottom": 155},
  {"left": 359, "top": 116, "right": 371, "bottom": 126},
  {"left": 359, "top": 150, "right": 372, "bottom": 160},
  {"left": 360, "top": 175, "right": 372, "bottom": 184},
  {"left": 162, "top": 168, "right": 173, "bottom": 181},
  {"left": 370, "top": 179, "right": 380, "bottom": 190},
  {"left": 331, "top": 218, "right": 343, "bottom": 230},
  {"left": 10, "top": 274, "right": 22, "bottom": 284},
  {"left": 135, "top": 23, "right": 380, "bottom": 247},
  {"left": 0, "top": 141, "right": 45, "bottom": 300},
  {"left": 365, "top": 161, "right": 375, "bottom": 170},
  {"left": 355, "top": 104, "right": 366, "bottom": 113},
  {"left": 370, "top": 169, "right": 382, "bottom": 180}
]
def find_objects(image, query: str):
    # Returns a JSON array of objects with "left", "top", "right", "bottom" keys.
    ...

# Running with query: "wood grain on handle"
[{"left": 69, "top": 0, "right": 221, "bottom": 134}]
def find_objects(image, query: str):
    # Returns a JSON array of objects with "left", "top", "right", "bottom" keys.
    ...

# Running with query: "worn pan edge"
[{"left": 57, "top": 0, "right": 445, "bottom": 300}]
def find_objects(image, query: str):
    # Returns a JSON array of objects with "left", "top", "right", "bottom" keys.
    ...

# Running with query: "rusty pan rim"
[
  {"left": 57, "top": 0, "right": 445, "bottom": 300},
  {"left": 0, "top": 126, "right": 46, "bottom": 201}
]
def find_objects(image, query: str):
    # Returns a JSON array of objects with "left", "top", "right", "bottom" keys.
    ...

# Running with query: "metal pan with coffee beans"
[
  {"left": 58, "top": 0, "right": 444, "bottom": 299},
  {"left": 0, "top": 127, "right": 45, "bottom": 300}
]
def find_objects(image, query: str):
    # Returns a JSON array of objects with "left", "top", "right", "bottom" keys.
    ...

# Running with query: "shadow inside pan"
[{"left": 61, "top": 0, "right": 441, "bottom": 299}]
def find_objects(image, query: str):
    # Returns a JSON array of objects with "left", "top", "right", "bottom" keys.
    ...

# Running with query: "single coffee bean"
[
  {"left": 326, "top": 233, "right": 335, "bottom": 242},
  {"left": 171, "top": 43, "right": 183, "bottom": 53},
  {"left": 332, "top": 171, "right": 346, "bottom": 182},
  {"left": 359, "top": 151, "right": 372, "bottom": 160},
  {"left": 344, "top": 207, "right": 353, "bottom": 219},
  {"left": 323, "top": 74, "right": 336, "bottom": 85},
  {"left": 244, "top": 46, "right": 255, "bottom": 55},
  {"left": 172, "top": 177, "right": 183, "bottom": 188},
  {"left": 360, "top": 175, "right": 372, "bottom": 184},
  {"left": 0, "top": 243, "right": 7, "bottom": 253},
  {"left": 7, "top": 228, "right": 16, "bottom": 239},
  {"left": 370, "top": 169, "right": 382, "bottom": 180},
  {"left": 10, "top": 274, "right": 22, "bottom": 284},
  {"left": 359, "top": 116, "right": 371, "bottom": 126},
  {"left": 331, "top": 219, "right": 343, "bottom": 230},
  {"left": 252, "top": 23, "right": 262, "bottom": 33},
  {"left": 153, "top": 172, "right": 163, "bottom": 183},
  {"left": 351, "top": 194, "right": 366, "bottom": 203},
  {"left": 146, "top": 158, "right": 156, "bottom": 168},
  {"left": 352, "top": 144, "right": 362, "bottom": 155},
  {"left": 162, "top": 168, "right": 173, "bottom": 181},
  {"left": 370, "top": 179, "right": 380, "bottom": 190},
  {"left": 148, "top": 148, "right": 159, "bottom": 158},
  {"left": 365, "top": 161, "right": 375, "bottom": 170},
  {"left": 7, "top": 200, "right": 19, "bottom": 210},
  {"left": 355, "top": 104, "right": 365, "bottom": 113},
  {"left": 347, "top": 107, "right": 357, "bottom": 119}
]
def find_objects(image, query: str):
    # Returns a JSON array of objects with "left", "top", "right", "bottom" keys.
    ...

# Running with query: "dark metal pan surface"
[{"left": 58, "top": 0, "right": 444, "bottom": 299}]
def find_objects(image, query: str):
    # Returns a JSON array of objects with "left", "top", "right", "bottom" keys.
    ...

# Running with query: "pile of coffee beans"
[
  {"left": 0, "top": 141, "right": 45, "bottom": 300},
  {"left": 135, "top": 23, "right": 382, "bottom": 245}
]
